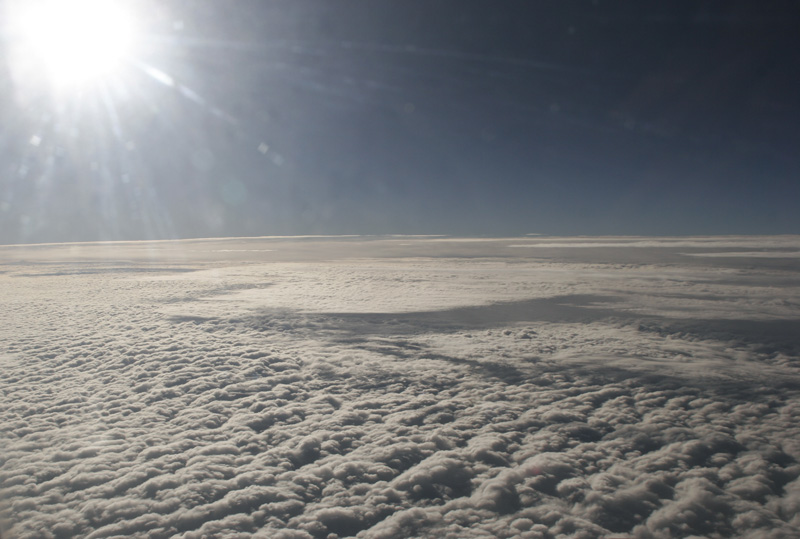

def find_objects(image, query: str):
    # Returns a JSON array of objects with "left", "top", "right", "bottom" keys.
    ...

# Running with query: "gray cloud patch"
[{"left": 1, "top": 236, "right": 800, "bottom": 538}]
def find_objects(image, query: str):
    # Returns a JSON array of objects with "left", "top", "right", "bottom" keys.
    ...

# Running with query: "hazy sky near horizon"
[{"left": 1, "top": 0, "right": 798, "bottom": 244}]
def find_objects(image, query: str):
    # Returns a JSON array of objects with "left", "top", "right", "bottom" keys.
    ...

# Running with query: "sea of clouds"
[{"left": 1, "top": 236, "right": 799, "bottom": 538}]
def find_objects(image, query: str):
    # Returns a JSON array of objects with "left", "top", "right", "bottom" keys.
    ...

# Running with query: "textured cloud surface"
[{"left": 2, "top": 236, "right": 800, "bottom": 538}]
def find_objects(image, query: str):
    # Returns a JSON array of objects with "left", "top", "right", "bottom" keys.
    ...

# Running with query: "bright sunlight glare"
[{"left": 15, "top": 0, "right": 139, "bottom": 87}]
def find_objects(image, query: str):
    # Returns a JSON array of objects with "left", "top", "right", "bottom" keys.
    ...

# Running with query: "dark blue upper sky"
[{"left": 1, "top": 0, "right": 798, "bottom": 243}]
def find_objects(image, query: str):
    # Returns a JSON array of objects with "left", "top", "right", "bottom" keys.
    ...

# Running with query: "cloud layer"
[{"left": 1, "top": 236, "right": 799, "bottom": 538}]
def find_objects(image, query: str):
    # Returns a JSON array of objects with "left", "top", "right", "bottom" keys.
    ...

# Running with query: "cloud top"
[{"left": 1, "top": 236, "right": 799, "bottom": 537}]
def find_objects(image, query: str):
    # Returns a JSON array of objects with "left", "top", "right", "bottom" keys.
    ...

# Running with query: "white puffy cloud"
[{"left": 1, "top": 236, "right": 799, "bottom": 538}]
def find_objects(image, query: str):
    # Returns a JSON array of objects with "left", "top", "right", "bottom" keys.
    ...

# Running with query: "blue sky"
[{"left": 1, "top": 0, "right": 798, "bottom": 243}]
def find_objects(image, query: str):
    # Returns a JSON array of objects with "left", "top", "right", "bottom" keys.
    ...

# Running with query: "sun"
[{"left": 14, "top": 0, "right": 139, "bottom": 87}]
